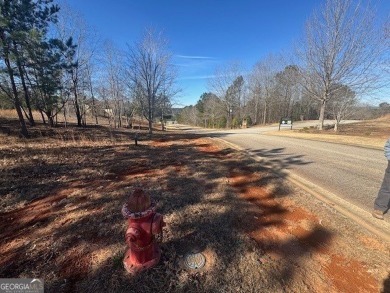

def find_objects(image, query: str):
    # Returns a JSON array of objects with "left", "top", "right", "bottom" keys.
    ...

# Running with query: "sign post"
[{"left": 279, "top": 118, "right": 293, "bottom": 130}]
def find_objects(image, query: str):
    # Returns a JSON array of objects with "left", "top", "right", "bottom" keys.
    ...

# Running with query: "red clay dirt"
[
  {"left": 206, "top": 139, "right": 387, "bottom": 293},
  {"left": 228, "top": 169, "right": 379, "bottom": 292},
  {"left": 0, "top": 129, "right": 389, "bottom": 292}
]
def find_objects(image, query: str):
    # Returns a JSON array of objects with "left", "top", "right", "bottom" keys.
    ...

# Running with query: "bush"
[
  {"left": 232, "top": 117, "right": 240, "bottom": 128},
  {"left": 217, "top": 116, "right": 227, "bottom": 128},
  {"left": 244, "top": 116, "right": 253, "bottom": 126}
]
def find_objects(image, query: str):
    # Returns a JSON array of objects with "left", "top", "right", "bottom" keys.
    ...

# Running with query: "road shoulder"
[
  {"left": 265, "top": 130, "right": 386, "bottom": 150},
  {"left": 210, "top": 137, "right": 390, "bottom": 293}
]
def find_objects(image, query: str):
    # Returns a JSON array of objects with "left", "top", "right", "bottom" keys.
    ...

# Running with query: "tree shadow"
[
  {"left": 1, "top": 130, "right": 333, "bottom": 293},
  {"left": 383, "top": 274, "right": 390, "bottom": 293},
  {"left": 249, "top": 148, "right": 313, "bottom": 172},
  {"left": 86, "top": 138, "right": 330, "bottom": 291}
]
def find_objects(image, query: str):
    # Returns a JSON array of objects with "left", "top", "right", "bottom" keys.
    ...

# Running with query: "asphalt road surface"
[{"left": 177, "top": 124, "right": 389, "bottom": 224}]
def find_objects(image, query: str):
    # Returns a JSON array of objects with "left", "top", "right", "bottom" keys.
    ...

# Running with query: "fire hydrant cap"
[
  {"left": 122, "top": 188, "right": 158, "bottom": 219},
  {"left": 126, "top": 189, "right": 151, "bottom": 212}
]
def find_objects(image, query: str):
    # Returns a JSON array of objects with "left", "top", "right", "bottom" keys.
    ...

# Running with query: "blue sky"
[{"left": 64, "top": 0, "right": 390, "bottom": 106}]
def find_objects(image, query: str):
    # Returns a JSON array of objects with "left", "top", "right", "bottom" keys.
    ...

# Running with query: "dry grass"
[
  {"left": 267, "top": 117, "right": 390, "bottom": 149},
  {"left": 0, "top": 109, "right": 22, "bottom": 119},
  {"left": 0, "top": 120, "right": 286, "bottom": 292},
  {"left": 267, "top": 131, "right": 387, "bottom": 149},
  {"left": 1, "top": 112, "right": 389, "bottom": 293}
]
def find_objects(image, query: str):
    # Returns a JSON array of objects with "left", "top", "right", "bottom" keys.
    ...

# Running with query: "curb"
[{"left": 210, "top": 137, "right": 390, "bottom": 243}]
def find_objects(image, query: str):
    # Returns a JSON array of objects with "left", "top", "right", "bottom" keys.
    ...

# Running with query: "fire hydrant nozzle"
[
  {"left": 125, "top": 227, "right": 141, "bottom": 244},
  {"left": 122, "top": 189, "right": 164, "bottom": 274}
]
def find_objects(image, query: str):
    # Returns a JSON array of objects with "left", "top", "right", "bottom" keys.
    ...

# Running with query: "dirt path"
[{"left": 0, "top": 129, "right": 389, "bottom": 292}]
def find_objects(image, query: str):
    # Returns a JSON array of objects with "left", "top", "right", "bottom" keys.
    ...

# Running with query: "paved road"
[{"left": 175, "top": 124, "right": 388, "bottom": 223}]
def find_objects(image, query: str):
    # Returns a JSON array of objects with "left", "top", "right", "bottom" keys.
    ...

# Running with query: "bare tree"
[
  {"left": 208, "top": 61, "right": 244, "bottom": 128},
  {"left": 384, "top": 17, "right": 390, "bottom": 77},
  {"left": 85, "top": 63, "right": 98, "bottom": 124},
  {"left": 275, "top": 65, "right": 302, "bottom": 119},
  {"left": 300, "top": 0, "right": 386, "bottom": 130},
  {"left": 328, "top": 84, "right": 358, "bottom": 131},
  {"left": 125, "top": 29, "right": 178, "bottom": 135},
  {"left": 55, "top": 3, "right": 98, "bottom": 126},
  {"left": 177, "top": 105, "right": 198, "bottom": 126},
  {"left": 247, "top": 81, "right": 262, "bottom": 125},
  {"left": 102, "top": 41, "right": 126, "bottom": 128},
  {"left": 249, "top": 55, "right": 282, "bottom": 124}
]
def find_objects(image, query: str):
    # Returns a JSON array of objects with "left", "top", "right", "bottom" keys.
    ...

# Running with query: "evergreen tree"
[
  {"left": 27, "top": 37, "right": 75, "bottom": 126},
  {"left": 0, "top": 0, "right": 60, "bottom": 137}
]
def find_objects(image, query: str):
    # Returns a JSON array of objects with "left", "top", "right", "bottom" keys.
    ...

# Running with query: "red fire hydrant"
[{"left": 121, "top": 189, "right": 165, "bottom": 274}]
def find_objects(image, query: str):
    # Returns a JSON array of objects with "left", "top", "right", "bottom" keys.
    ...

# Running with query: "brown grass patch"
[
  {"left": 268, "top": 117, "right": 390, "bottom": 149},
  {"left": 1, "top": 116, "right": 389, "bottom": 293}
]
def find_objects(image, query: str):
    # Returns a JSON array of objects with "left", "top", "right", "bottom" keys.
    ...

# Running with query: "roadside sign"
[{"left": 279, "top": 118, "right": 293, "bottom": 130}]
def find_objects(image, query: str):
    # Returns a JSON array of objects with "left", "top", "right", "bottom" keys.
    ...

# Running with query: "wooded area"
[
  {"left": 0, "top": 0, "right": 177, "bottom": 137},
  {"left": 0, "top": 0, "right": 389, "bottom": 136},
  {"left": 178, "top": 0, "right": 390, "bottom": 130}
]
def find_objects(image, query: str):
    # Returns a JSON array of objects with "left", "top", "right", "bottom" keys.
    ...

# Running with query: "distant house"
[
  {"left": 104, "top": 108, "right": 113, "bottom": 117},
  {"left": 163, "top": 114, "right": 176, "bottom": 125}
]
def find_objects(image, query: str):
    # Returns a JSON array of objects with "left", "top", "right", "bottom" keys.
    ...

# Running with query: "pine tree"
[{"left": 0, "top": 0, "right": 59, "bottom": 137}]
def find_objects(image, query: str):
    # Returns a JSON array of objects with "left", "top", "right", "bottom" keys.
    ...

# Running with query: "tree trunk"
[
  {"left": 3, "top": 53, "right": 29, "bottom": 137},
  {"left": 118, "top": 102, "right": 122, "bottom": 127},
  {"left": 73, "top": 89, "right": 82, "bottom": 126},
  {"left": 13, "top": 41, "right": 35, "bottom": 126},
  {"left": 226, "top": 107, "right": 231, "bottom": 129},
  {"left": 14, "top": 101, "right": 29, "bottom": 137},
  {"left": 0, "top": 33, "right": 28, "bottom": 137},
  {"left": 318, "top": 99, "right": 326, "bottom": 130},
  {"left": 82, "top": 101, "right": 86, "bottom": 126},
  {"left": 88, "top": 69, "right": 98, "bottom": 125},
  {"left": 48, "top": 115, "right": 54, "bottom": 127},
  {"left": 63, "top": 104, "right": 67, "bottom": 127},
  {"left": 148, "top": 117, "right": 153, "bottom": 135},
  {"left": 92, "top": 96, "right": 98, "bottom": 124},
  {"left": 21, "top": 106, "right": 30, "bottom": 122},
  {"left": 254, "top": 97, "right": 259, "bottom": 125},
  {"left": 71, "top": 71, "right": 83, "bottom": 127},
  {"left": 334, "top": 113, "right": 341, "bottom": 132},
  {"left": 40, "top": 110, "right": 46, "bottom": 124},
  {"left": 148, "top": 95, "right": 153, "bottom": 135}
]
